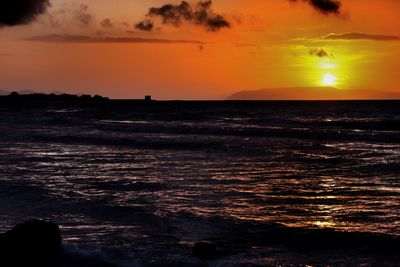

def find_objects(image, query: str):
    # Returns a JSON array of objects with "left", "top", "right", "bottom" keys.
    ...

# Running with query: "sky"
[{"left": 0, "top": 0, "right": 400, "bottom": 99}]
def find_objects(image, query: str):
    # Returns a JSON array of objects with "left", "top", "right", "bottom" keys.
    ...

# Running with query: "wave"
[
  {"left": 2, "top": 100, "right": 400, "bottom": 148},
  {"left": 59, "top": 214, "right": 400, "bottom": 266},
  {"left": 2, "top": 125, "right": 398, "bottom": 153},
  {"left": 94, "top": 119, "right": 400, "bottom": 140},
  {"left": 167, "top": 212, "right": 400, "bottom": 252},
  {"left": 30, "top": 134, "right": 226, "bottom": 151},
  {"left": 61, "top": 242, "right": 141, "bottom": 267}
]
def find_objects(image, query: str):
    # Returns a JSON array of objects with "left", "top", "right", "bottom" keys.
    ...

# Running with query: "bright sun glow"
[{"left": 322, "top": 74, "right": 337, "bottom": 86}]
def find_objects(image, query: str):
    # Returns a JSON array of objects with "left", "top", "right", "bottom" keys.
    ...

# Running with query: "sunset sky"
[{"left": 1, "top": 0, "right": 400, "bottom": 99}]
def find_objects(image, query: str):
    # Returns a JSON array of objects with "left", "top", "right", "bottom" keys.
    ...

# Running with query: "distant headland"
[
  {"left": 0, "top": 92, "right": 110, "bottom": 102},
  {"left": 0, "top": 92, "right": 159, "bottom": 102}
]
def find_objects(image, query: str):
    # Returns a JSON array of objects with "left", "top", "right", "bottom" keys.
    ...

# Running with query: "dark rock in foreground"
[
  {"left": 0, "top": 220, "right": 62, "bottom": 267},
  {"left": 192, "top": 241, "right": 218, "bottom": 260}
]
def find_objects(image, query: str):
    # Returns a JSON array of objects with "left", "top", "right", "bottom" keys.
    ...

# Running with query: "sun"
[{"left": 322, "top": 74, "right": 337, "bottom": 86}]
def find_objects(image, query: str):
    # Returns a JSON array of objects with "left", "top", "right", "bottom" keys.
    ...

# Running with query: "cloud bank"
[{"left": 27, "top": 34, "right": 203, "bottom": 44}]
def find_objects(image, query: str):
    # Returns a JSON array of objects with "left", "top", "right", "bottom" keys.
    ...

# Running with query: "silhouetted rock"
[
  {"left": 93, "top": 94, "right": 106, "bottom": 101},
  {"left": 80, "top": 94, "right": 92, "bottom": 101},
  {"left": 0, "top": 220, "right": 62, "bottom": 267},
  {"left": 9, "top": 91, "right": 19, "bottom": 98},
  {"left": 192, "top": 241, "right": 217, "bottom": 259}
]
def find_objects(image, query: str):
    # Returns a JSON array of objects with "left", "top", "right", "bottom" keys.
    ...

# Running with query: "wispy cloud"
[
  {"left": 289, "top": 32, "right": 400, "bottom": 45},
  {"left": 100, "top": 18, "right": 113, "bottom": 28},
  {"left": 74, "top": 4, "right": 94, "bottom": 26},
  {"left": 26, "top": 34, "right": 204, "bottom": 44},
  {"left": 320, "top": 32, "right": 400, "bottom": 41},
  {"left": 39, "top": 3, "right": 96, "bottom": 28}
]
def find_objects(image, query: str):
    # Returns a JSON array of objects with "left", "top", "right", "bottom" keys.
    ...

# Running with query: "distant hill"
[
  {"left": 0, "top": 92, "right": 109, "bottom": 102},
  {"left": 227, "top": 87, "right": 400, "bottom": 100},
  {"left": 0, "top": 90, "right": 42, "bottom": 95},
  {"left": 0, "top": 90, "right": 76, "bottom": 96}
]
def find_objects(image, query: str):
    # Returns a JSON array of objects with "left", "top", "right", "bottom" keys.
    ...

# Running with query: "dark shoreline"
[
  {"left": 1, "top": 92, "right": 400, "bottom": 103},
  {"left": 2, "top": 219, "right": 400, "bottom": 267},
  {"left": 2, "top": 96, "right": 400, "bottom": 111}
]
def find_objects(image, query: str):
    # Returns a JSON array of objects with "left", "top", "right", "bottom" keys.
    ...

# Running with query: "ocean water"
[{"left": 0, "top": 100, "right": 400, "bottom": 266}]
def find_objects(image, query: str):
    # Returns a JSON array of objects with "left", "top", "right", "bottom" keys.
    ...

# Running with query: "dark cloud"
[
  {"left": 0, "top": 0, "right": 50, "bottom": 27},
  {"left": 74, "top": 4, "right": 94, "bottom": 26},
  {"left": 100, "top": 18, "right": 113, "bottom": 28},
  {"left": 137, "top": 1, "right": 230, "bottom": 32},
  {"left": 205, "top": 14, "right": 230, "bottom": 31},
  {"left": 321, "top": 32, "right": 400, "bottom": 41},
  {"left": 26, "top": 34, "right": 204, "bottom": 45},
  {"left": 309, "top": 0, "right": 341, "bottom": 14},
  {"left": 148, "top": 1, "right": 192, "bottom": 26},
  {"left": 135, "top": 20, "right": 154, "bottom": 32},
  {"left": 309, "top": 48, "right": 332, "bottom": 58},
  {"left": 289, "top": 0, "right": 341, "bottom": 15}
]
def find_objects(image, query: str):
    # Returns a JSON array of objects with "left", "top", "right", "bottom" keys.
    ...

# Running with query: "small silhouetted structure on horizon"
[{"left": 145, "top": 95, "right": 152, "bottom": 101}]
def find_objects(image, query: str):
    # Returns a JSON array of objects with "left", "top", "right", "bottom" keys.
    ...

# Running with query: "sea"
[{"left": 0, "top": 100, "right": 399, "bottom": 266}]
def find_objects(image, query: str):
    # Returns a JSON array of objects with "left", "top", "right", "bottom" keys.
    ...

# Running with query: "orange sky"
[{"left": 0, "top": 0, "right": 400, "bottom": 99}]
